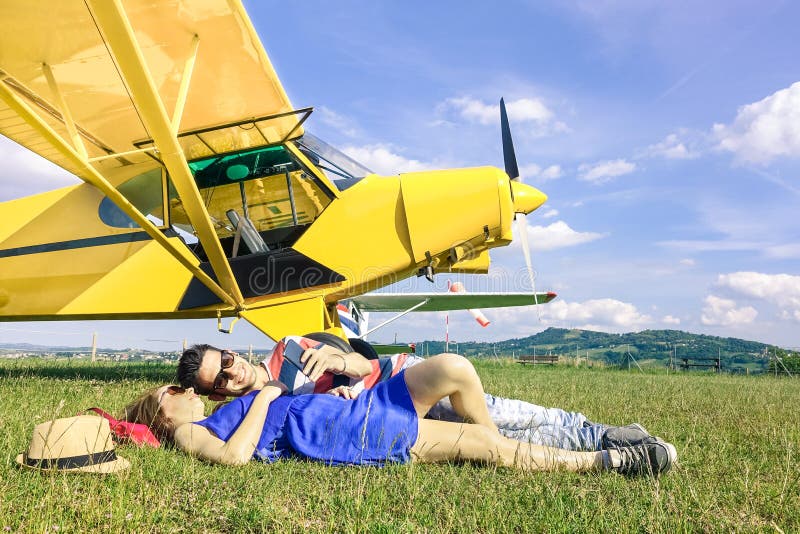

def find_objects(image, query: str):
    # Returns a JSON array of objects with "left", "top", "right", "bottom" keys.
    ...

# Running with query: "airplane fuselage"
[{"left": 0, "top": 137, "right": 545, "bottom": 340}]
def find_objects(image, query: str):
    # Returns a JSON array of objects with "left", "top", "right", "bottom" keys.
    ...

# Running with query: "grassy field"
[{"left": 1, "top": 358, "right": 798, "bottom": 533}]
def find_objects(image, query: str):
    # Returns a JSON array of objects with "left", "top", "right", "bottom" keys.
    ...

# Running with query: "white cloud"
[
  {"left": 540, "top": 165, "right": 563, "bottom": 180},
  {"left": 714, "top": 81, "right": 800, "bottom": 163},
  {"left": 540, "top": 208, "right": 559, "bottom": 219},
  {"left": 541, "top": 298, "right": 653, "bottom": 329},
  {"left": 578, "top": 159, "right": 636, "bottom": 184},
  {"left": 763, "top": 243, "right": 800, "bottom": 260},
  {"left": 341, "top": 144, "right": 431, "bottom": 175},
  {"left": 537, "top": 165, "right": 563, "bottom": 181},
  {"left": 445, "top": 96, "right": 552, "bottom": 125},
  {"left": 0, "top": 136, "right": 79, "bottom": 201},
  {"left": 657, "top": 202, "right": 800, "bottom": 260},
  {"left": 679, "top": 258, "right": 695, "bottom": 267},
  {"left": 315, "top": 106, "right": 359, "bottom": 138},
  {"left": 716, "top": 272, "right": 800, "bottom": 311},
  {"left": 441, "top": 96, "right": 567, "bottom": 136},
  {"left": 700, "top": 295, "right": 758, "bottom": 326},
  {"left": 519, "top": 164, "right": 541, "bottom": 177},
  {"left": 646, "top": 133, "right": 698, "bottom": 159},
  {"left": 520, "top": 163, "right": 563, "bottom": 182},
  {"left": 662, "top": 315, "right": 681, "bottom": 325},
  {"left": 468, "top": 297, "right": 653, "bottom": 339},
  {"left": 779, "top": 310, "right": 800, "bottom": 323},
  {"left": 516, "top": 220, "right": 606, "bottom": 251}
]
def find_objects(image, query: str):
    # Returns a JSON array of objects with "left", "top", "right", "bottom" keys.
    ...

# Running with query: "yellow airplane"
[{"left": 0, "top": 0, "right": 549, "bottom": 344}]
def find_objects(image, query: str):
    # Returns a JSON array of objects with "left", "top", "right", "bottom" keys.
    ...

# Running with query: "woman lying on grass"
[{"left": 124, "top": 354, "right": 676, "bottom": 476}]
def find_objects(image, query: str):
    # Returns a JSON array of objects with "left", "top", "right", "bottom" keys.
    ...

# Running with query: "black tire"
[
  {"left": 302, "top": 332, "right": 354, "bottom": 353},
  {"left": 347, "top": 338, "right": 380, "bottom": 360}
]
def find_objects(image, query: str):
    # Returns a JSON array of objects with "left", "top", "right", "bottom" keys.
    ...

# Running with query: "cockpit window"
[
  {"left": 295, "top": 132, "right": 372, "bottom": 190},
  {"left": 188, "top": 146, "right": 295, "bottom": 189},
  {"left": 99, "top": 168, "right": 164, "bottom": 228},
  {"left": 168, "top": 145, "right": 333, "bottom": 258}
]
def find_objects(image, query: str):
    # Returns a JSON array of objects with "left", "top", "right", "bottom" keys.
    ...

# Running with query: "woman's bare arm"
[{"left": 174, "top": 381, "right": 287, "bottom": 465}]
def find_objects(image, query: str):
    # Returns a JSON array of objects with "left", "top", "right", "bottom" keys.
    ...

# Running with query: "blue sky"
[{"left": 1, "top": 1, "right": 799, "bottom": 351}]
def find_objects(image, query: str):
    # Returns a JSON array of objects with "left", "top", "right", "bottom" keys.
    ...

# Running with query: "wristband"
[{"left": 333, "top": 354, "right": 347, "bottom": 375}]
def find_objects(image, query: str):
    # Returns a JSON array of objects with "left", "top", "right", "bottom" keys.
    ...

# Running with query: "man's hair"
[{"left": 177, "top": 343, "right": 222, "bottom": 394}]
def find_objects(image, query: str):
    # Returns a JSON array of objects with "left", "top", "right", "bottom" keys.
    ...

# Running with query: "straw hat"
[{"left": 16, "top": 415, "right": 130, "bottom": 473}]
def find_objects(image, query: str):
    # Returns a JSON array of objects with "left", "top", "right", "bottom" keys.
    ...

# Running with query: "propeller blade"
[
  {"left": 516, "top": 212, "right": 542, "bottom": 319},
  {"left": 503, "top": 97, "right": 541, "bottom": 320},
  {"left": 500, "top": 97, "right": 520, "bottom": 181}
]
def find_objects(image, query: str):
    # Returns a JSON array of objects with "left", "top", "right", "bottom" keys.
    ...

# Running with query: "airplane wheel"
[
  {"left": 348, "top": 338, "right": 379, "bottom": 360},
  {"left": 302, "top": 332, "right": 354, "bottom": 354}
]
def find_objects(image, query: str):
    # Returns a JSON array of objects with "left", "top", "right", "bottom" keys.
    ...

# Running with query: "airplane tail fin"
[{"left": 337, "top": 302, "right": 362, "bottom": 338}]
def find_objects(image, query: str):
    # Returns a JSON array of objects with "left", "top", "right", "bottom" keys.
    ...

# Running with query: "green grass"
[{"left": 1, "top": 359, "right": 798, "bottom": 532}]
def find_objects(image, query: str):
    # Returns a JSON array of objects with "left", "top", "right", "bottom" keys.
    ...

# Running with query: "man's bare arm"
[{"left": 300, "top": 344, "right": 373, "bottom": 381}]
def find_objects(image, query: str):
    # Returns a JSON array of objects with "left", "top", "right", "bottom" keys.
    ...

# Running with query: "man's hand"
[
  {"left": 300, "top": 346, "right": 345, "bottom": 381},
  {"left": 326, "top": 385, "right": 359, "bottom": 400}
]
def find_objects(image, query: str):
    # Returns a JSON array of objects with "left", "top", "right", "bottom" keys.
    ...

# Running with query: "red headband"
[{"left": 85, "top": 407, "right": 161, "bottom": 448}]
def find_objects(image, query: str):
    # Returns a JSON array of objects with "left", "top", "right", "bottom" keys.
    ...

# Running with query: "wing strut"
[
  {"left": 0, "top": 79, "right": 237, "bottom": 308},
  {"left": 171, "top": 34, "right": 200, "bottom": 133},
  {"left": 355, "top": 298, "right": 430, "bottom": 339},
  {"left": 41, "top": 63, "right": 88, "bottom": 160},
  {"left": 86, "top": 0, "right": 244, "bottom": 307}
]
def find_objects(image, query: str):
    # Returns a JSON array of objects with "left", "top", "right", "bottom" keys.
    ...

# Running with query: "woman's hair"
[{"left": 118, "top": 387, "right": 176, "bottom": 443}]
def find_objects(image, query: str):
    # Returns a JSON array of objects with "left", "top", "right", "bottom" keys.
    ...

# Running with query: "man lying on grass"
[
  {"left": 178, "top": 336, "right": 664, "bottom": 451},
  {"left": 177, "top": 337, "right": 665, "bottom": 454},
  {"left": 125, "top": 353, "right": 676, "bottom": 475}
]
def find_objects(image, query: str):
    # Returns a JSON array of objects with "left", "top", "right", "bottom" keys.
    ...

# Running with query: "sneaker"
[
  {"left": 602, "top": 423, "right": 651, "bottom": 449},
  {"left": 610, "top": 438, "right": 676, "bottom": 477}
]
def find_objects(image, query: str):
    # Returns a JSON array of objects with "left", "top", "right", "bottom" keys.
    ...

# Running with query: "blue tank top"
[
  {"left": 195, "top": 393, "right": 296, "bottom": 462},
  {"left": 193, "top": 371, "right": 418, "bottom": 466}
]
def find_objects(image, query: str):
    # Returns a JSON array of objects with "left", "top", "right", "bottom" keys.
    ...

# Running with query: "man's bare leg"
[
  {"left": 411, "top": 419, "right": 604, "bottom": 472},
  {"left": 403, "top": 353, "right": 498, "bottom": 432}
]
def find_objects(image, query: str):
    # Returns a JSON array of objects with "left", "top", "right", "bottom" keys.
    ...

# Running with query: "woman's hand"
[{"left": 326, "top": 385, "right": 359, "bottom": 400}]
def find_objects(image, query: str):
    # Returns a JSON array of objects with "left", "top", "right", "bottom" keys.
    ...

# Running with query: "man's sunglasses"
[{"left": 213, "top": 350, "right": 237, "bottom": 391}]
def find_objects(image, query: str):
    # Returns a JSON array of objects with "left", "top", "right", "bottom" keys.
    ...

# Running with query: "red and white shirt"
[{"left": 263, "top": 335, "right": 420, "bottom": 395}]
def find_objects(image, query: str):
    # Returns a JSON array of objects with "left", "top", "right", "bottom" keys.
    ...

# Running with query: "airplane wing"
[
  {"left": 0, "top": 1, "right": 307, "bottom": 307},
  {"left": 350, "top": 292, "right": 557, "bottom": 312},
  {"left": 0, "top": 0, "right": 300, "bottom": 176}
]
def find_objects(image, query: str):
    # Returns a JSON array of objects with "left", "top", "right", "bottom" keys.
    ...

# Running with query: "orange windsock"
[{"left": 449, "top": 281, "right": 490, "bottom": 327}]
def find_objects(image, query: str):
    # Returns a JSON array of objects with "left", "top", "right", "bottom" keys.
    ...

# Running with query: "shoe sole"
[
  {"left": 646, "top": 439, "right": 678, "bottom": 475},
  {"left": 660, "top": 441, "right": 678, "bottom": 467}
]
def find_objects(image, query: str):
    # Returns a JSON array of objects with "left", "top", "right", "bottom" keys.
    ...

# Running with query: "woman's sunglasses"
[{"left": 158, "top": 385, "right": 186, "bottom": 406}]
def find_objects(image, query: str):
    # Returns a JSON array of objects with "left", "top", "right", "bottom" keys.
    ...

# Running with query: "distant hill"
[
  {"left": 0, "top": 342, "right": 94, "bottom": 352},
  {"left": 0, "top": 342, "right": 142, "bottom": 353},
  {"left": 414, "top": 328, "right": 788, "bottom": 371},
  {"left": 3, "top": 329, "right": 794, "bottom": 372}
]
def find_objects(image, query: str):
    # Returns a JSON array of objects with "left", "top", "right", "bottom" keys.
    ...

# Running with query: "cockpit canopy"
[
  {"left": 295, "top": 132, "right": 372, "bottom": 190},
  {"left": 100, "top": 133, "right": 373, "bottom": 262}
]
